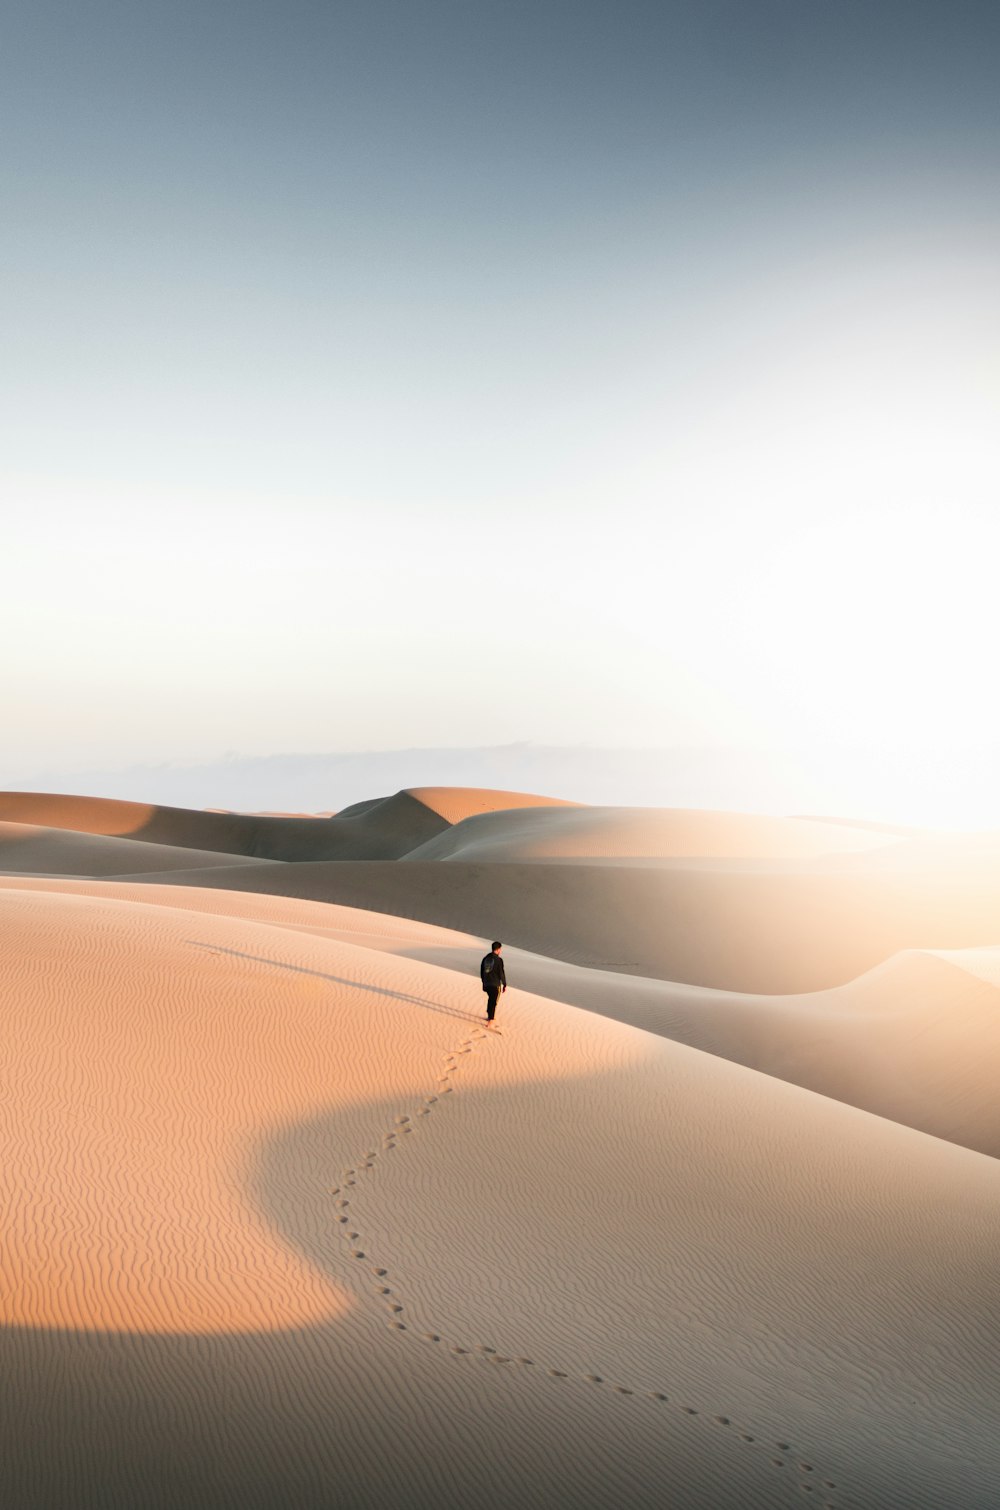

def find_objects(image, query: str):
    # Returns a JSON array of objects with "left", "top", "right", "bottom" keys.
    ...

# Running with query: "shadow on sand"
[{"left": 185, "top": 939, "right": 489, "bottom": 1027}]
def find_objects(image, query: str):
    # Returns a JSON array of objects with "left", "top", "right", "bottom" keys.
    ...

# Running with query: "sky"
[{"left": 3, "top": 1, "right": 999, "bottom": 823}]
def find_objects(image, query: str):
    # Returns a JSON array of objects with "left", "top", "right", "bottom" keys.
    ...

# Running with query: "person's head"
[{"left": 492, "top": 941, "right": 502, "bottom": 953}]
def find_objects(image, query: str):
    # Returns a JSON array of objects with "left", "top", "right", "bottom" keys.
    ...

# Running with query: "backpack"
[{"left": 481, "top": 953, "right": 496, "bottom": 990}]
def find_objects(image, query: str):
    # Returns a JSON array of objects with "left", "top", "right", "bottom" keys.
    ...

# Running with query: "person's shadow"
[{"left": 185, "top": 940, "right": 488, "bottom": 1027}]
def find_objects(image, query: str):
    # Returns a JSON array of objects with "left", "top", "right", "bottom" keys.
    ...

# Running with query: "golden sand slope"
[
  {"left": 3, "top": 877, "right": 1000, "bottom": 1508},
  {"left": 404, "top": 805, "right": 902, "bottom": 861}
]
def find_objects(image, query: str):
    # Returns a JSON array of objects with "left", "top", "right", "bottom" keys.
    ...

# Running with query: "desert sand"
[{"left": 3, "top": 788, "right": 1000, "bottom": 1508}]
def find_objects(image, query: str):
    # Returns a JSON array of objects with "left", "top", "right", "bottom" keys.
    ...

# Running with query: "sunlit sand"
[{"left": 3, "top": 787, "right": 1000, "bottom": 1508}]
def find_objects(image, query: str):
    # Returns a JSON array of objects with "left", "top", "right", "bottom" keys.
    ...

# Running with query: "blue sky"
[{"left": 3, "top": 1, "right": 999, "bottom": 820}]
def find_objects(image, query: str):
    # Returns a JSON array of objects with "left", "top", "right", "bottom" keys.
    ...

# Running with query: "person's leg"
[{"left": 486, "top": 989, "right": 498, "bottom": 1021}]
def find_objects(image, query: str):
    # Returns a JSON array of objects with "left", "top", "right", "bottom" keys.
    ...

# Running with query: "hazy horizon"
[{"left": 8, "top": 739, "right": 999, "bottom": 831}]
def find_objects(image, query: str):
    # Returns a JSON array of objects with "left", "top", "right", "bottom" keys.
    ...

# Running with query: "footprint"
[
  {"left": 548, "top": 1370, "right": 568, "bottom": 1379},
  {"left": 714, "top": 1417, "right": 730, "bottom": 1426},
  {"left": 649, "top": 1393, "right": 669, "bottom": 1403},
  {"left": 585, "top": 1375, "right": 604, "bottom": 1384},
  {"left": 395, "top": 1117, "right": 409, "bottom": 1126},
  {"left": 614, "top": 1386, "right": 634, "bottom": 1396},
  {"left": 683, "top": 1407, "right": 698, "bottom": 1416},
  {"left": 373, "top": 1268, "right": 388, "bottom": 1277},
  {"left": 422, "top": 1333, "right": 441, "bottom": 1343},
  {"left": 335, "top": 1199, "right": 349, "bottom": 1208},
  {"left": 337, "top": 1216, "right": 349, "bottom": 1224},
  {"left": 389, "top": 1304, "right": 403, "bottom": 1314},
  {"left": 517, "top": 1358, "right": 534, "bottom": 1366},
  {"left": 389, "top": 1321, "right": 406, "bottom": 1330},
  {"left": 450, "top": 1346, "right": 469, "bottom": 1355}
]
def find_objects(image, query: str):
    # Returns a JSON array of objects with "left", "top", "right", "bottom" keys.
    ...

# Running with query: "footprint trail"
[{"left": 329, "top": 1022, "right": 840, "bottom": 1508}]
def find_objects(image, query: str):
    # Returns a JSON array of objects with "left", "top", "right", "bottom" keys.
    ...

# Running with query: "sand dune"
[
  {"left": 4, "top": 876, "right": 1000, "bottom": 1508},
  {"left": 0, "top": 788, "right": 447, "bottom": 861},
  {"left": 6, "top": 789, "right": 1000, "bottom": 1508},
  {"left": 0, "top": 821, "right": 279, "bottom": 878},
  {"left": 402, "top": 784, "right": 580, "bottom": 823},
  {"left": 9, "top": 873, "right": 1000, "bottom": 1159},
  {"left": 292, "top": 903, "right": 1000, "bottom": 1160},
  {"left": 272, "top": 900, "right": 1000, "bottom": 1160},
  {"left": 0, "top": 786, "right": 574, "bottom": 863},
  {"left": 113, "top": 845, "right": 1000, "bottom": 993},
  {"left": 47, "top": 877, "right": 999, "bottom": 1157},
  {"left": 7, "top": 790, "right": 980, "bottom": 994},
  {"left": 404, "top": 804, "right": 903, "bottom": 861}
]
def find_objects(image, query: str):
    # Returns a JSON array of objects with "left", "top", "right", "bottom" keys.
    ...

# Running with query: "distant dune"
[
  {"left": 0, "top": 786, "right": 574, "bottom": 863},
  {"left": 0, "top": 788, "right": 447, "bottom": 860},
  {"left": 5, "top": 788, "right": 999, "bottom": 994},
  {"left": 402, "top": 804, "right": 900, "bottom": 861},
  {"left": 404, "top": 784, "right": 581, "bottom": 823},
  {"left": 0, "top": 821, "right": 279, "bottom": 878},
  {"left": 3, "top": 789, "right": 1000, "bottom": 1507}
]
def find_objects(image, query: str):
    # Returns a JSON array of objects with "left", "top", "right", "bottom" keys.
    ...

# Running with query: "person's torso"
[{"left": 481, "top": 952, "right": 505, "bottom": 987}]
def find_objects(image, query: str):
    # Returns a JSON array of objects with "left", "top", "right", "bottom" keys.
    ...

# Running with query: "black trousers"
[{"left": 485, "top": 988, "right": 500, "bottom": 1020}]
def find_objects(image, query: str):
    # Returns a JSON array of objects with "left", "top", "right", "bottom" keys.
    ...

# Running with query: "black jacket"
[{"left": 480, "top": 951, "right": 506, "bottom": 993}]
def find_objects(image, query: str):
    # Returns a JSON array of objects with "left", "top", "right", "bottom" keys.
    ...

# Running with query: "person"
[{"left": 480, "top": 940, "right": 506, "bottom": 1023}]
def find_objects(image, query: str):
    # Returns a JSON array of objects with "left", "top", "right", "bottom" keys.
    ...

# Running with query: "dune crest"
[{"left": 405, "top": 785, "right": 581, "bottom": 824}]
